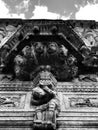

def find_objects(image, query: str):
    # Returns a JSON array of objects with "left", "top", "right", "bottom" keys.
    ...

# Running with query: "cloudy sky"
[{"left": 0, "top": 0, "right": 98, "bottom": 21}]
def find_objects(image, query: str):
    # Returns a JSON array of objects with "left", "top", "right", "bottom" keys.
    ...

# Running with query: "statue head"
[
  {"left": 34, "top": 42, "right": 44, "bottom": 54},
  {"left": 67, "top": 54, "right": 77, "bottom": 66},
  {"left": 59, "top": 45, "right": 68, "bottom": 60},
  {"left": 32, "top": 86, "right": 46, "bottom": 100},
  {"left": 84, "top": 32, "right": 95, "bottom": 47},
  {"left": 22, "top": 46, "right": 31, "bottom": 57},
  {"left": 14, "top": 55, "right": 25, "bottom": 65},
  {"left": 47, "top": 42, "right": 58, "bottom": 54}
]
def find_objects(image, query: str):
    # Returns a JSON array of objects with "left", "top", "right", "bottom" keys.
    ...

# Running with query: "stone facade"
[{"left": 0, "top": 19, "right": 98, "bottom": 129}]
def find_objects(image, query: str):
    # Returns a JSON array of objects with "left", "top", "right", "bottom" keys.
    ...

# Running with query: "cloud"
[
  {"left": 0, "top": 0, "right": 25, "bottom": 19},
  {"left": 0, "top": 0, "right": 70, "bottom": 20},
  {"left": 9, "top": 13, "right": 25, "bottom": 19},
  {"left": 32, "top": 5, "right": 60, "bottom": 19},
  {"left": 0, "top": 0, "right": 10, "bottom": 18},
  {"left": 1, "top": 0, "right": 97, "bottom": 20},
  {"left": 15, "top": 0, "right": 30, "bottom": 13},
  {"left": 76, "top": 2, "right": 98, "bottom": 21},
  {"left": 31, "top": 5, "right": 70, "bottom": 20}
]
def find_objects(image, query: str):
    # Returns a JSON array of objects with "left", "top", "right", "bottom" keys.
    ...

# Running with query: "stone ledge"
[{"left": 0, "top": 82, "right": 97, "bottom": 92}]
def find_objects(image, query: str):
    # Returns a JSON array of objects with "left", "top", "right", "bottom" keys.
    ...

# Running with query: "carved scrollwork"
[
  {"left": 0, "top": 94, "right": 25, "bottom": 108},
  {"left": 74, "top": 26, "right": 98, "bottom": 50},
  {"left": 70, "top": 97, "right": 98, "bottom": 108}
]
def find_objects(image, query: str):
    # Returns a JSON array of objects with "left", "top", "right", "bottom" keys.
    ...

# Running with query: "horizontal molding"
[{"left": 0, "top": 82, "right": 97, "bottom": 92}]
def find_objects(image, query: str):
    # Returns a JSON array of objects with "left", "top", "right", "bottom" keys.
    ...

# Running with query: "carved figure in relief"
[
  {"left": 59, "top": 45, "right": 68, "bottom": 61},
  {"left": 0, "top": 24, "right": 21, "bottom": 69},
  {"left": 79, "top": 74, "right": 98, "bottom": 82},
  {"left": 14, "top": 55, "right": 27, "bottom": 80},
  {"left": 47, "top": 42, "right": 59, "bottom": 57},
  {"left": 31, "top": 69, "right": 60, "bottom": 130},
  {"left": 13, "top": 42, "right": 79, "bottom": 81},
  {"left": 84, "top": 32, "right": 95, "bottom": 47},
  {"left": 33, "top": 42, "right": 44, "bottom": 57},
  {"left": 0, "top": 96, "right": 20, "bottom": 107},
  {"left": 74, "top": 27, "right": 98, "bottom": 67},
  {"left": 70, "top": 97, "right": 98, "bottom": 108},
  {"left": 74, "top": 27, "right": 98, "bottom": 48},
  {"left": 14, "top": 45, "right": 37, "bottom": 80},
  {"left": 0, "top": 44, "right": 10, "bottom": 67},
  {"left": 55, "top": 47, "right": 78, "bottom": 81},
  {"left": 67, "top": 54, "right": 78, "bottom": 77}
]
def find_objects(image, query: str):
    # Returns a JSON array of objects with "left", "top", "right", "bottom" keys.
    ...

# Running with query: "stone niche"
[{"left": 0, "top": 19, "right": 98, "bottom": 130}]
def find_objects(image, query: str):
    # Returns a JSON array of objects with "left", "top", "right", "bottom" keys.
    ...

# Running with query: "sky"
[{"left": 0, "top": 0, "right": 98, "bottom": 21}]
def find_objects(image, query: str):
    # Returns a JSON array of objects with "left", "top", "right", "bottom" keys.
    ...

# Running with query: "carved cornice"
[
  {"left": 0, "top": 21, "right": 88, "bottom": 64},
  {"left": 57, "top": 82, "right": 98, "bottom": 92},
  {"left": 0, "top": 82, "right": 33, "bottom": 91},
  {"left": 0, "top": 82, "right": 97, "bottom": 92},
  {"left": 0, "top": 113, "right": 97, "bottom": 128}
]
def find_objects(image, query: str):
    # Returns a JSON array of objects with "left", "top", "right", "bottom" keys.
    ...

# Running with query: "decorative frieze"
[
  {"left": 0, "top": 82, "right": 97, "bottom": 92},
  {"left": 70, "top": 97, "right": 98, "bottom": 108},
  {"left": 0, "top": 93, "right": 26, "bottom": 109}
]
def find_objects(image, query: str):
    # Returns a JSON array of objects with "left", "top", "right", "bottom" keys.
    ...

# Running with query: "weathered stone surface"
[
  {"left": 0, "top": 19, "right": 98, "bottom": 130},
  {"left": 0, "top": 82, "right": 97, "bottom": 129}
]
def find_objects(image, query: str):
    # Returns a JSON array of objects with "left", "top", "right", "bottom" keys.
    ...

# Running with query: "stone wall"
[{"left": 0, "top": 82, "right": 97, "bottom": 129}]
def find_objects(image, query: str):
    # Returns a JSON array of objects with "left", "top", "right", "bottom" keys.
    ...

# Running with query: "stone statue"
[
  {"left": 47, "top": 42, "right": 59, "bottom": 56},
  {"left": 13, "top": 42, "right": 78, "bottom": 81},
  {"left": 0, "top": 45, "right": 10, "bottom": 68},
  {"left": 67, "top": 54, "right": 78, "bottom": 78},
  {"left": 31, "top": 69, "right": 60, "bottom": 130},
  {"left": 14, "top": 45, "right": 37, "bottom": 80},
  {"left": 33, "top": 42, "right": 44, "bottom": 57},
  {"left": 14, "top": 54, "right": 28, "bottom": 80}
]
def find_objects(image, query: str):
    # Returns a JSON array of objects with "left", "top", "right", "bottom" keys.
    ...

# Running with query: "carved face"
[
  {"left": 14, "top": 65, "right": 21, "bottom": 76},
  {"left": 67, "top": 55, "right": 77, "bottom": 65},
  {"left": 85, "top": 34, "right": 95, "bottom": 47},
  {"left": 22, "top": 46, "right": 31, "bottom": 57},
  {"left": 47, "top": 42, "right": 58, "bottom": 54},
  {"left": 32, "top": 86, "right": 46, "bottom": 100},
  {"left": 74, "top": 27, "right": 84, "bottom": 35},
  {"left": 59, "top": 45, "right": 68, "bottom": 59},
  {"left": 14, "top": 55, "right": 25, "bottom": 65},
  {"left": 34, "top": 42, "right": 44, "bottom": 54}
]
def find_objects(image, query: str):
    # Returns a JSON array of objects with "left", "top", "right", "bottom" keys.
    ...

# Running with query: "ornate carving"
[
  {"left": 0, "top": 94, "right": 25, "bottom": 108},
  {"left": 14, "top": 45, "right": 37, "bottom": 81},
  {"left": 13, "top": 41, "right": 78, "bottom": 81},
  {"left": 74, "top": 27, "right": 98, "bottom": 48},
  {"left": 0, "top": 24, "right": 22, "bottom": 68},
  {"left": 1, "top": 20, "right": 98, "bottom": 82},
  {"left": 70, "top": 97, "right": 98, "bottom": 108},
  {"left": 73, "top": 26, "right": 98, "bottom": 67},
  {"left": 79, "top": 74, "right": 98, "bottom": 82},
  {"left": 31, "top": 69, "right": 60, "bottom": 130}
]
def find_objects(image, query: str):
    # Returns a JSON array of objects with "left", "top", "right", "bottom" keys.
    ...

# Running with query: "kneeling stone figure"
[{"left": 31, "top": 76, "right": 60, "bottom": 130}]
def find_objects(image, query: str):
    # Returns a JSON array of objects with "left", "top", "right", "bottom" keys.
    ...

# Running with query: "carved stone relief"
[
  {"left": 61, "top": 93, "right": 98, "bottom": 110},
  {"left": 1, "top": 20, "right": 98, "bottom": 129},
  {"left": 70, "top": 97, "right": 98, "bottom": 108},
  {"left": 31, "top": 69, "right": 60, "bottom": 130},
  {"left": 74, "top": 27, "right": 98, "bottom": 48},
  {"left": 0, "top": 94, "right": 26, "bottom": 109}
]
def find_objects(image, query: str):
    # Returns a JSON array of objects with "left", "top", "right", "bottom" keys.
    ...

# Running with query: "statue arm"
[
  {"left": 31, "top": 97, "right": 41, "bottom": 105},
  {"left": 43, "top": 86, "right": 56, "bottom": 97},
  {"left": 31, "top": 95, "right": 51, "bottom": 106}
]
